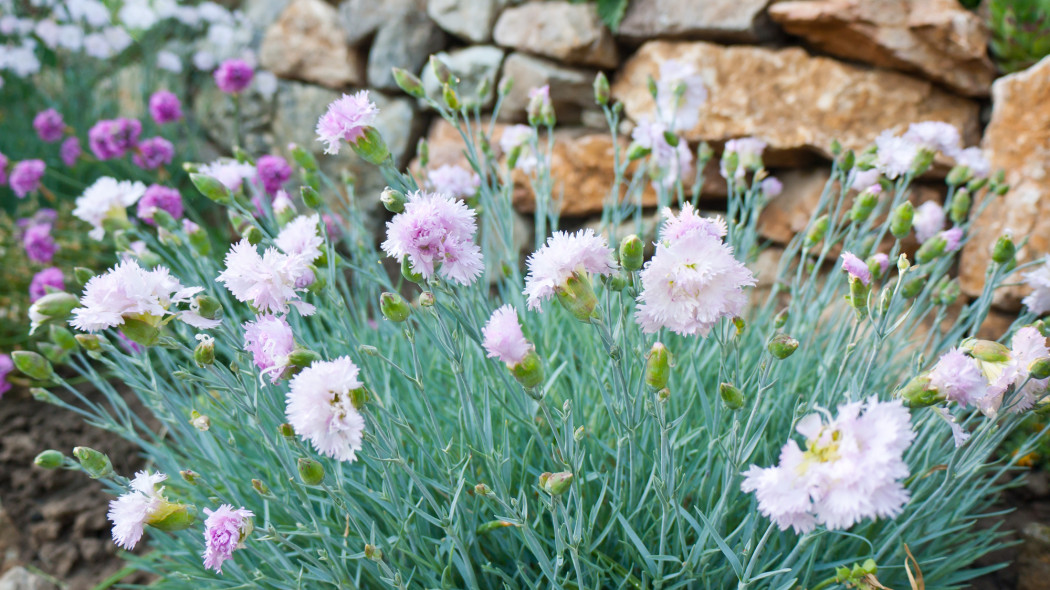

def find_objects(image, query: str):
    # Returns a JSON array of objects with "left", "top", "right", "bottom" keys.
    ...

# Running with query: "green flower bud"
[
  {"left": 936, "top": 278, "right": 960, "bottom": 306},
  {"left": 232, "top": 146, "right": 253, "bottom": 165},
  {"left": 645, "top": 342, "right": 671, "bottom": 390},
  {"left": 949, "top": 188, "right": 972, "bottom": 224},
  {"left": 194, "top": 295, "right": 223, "bottom": 322},
  {"left": 391, "top": 67, "right": 425, "bottom": 98},
  {"left": 573, "top": 425, "right": 586, "bottom": 441},
  {"left": 73, "top": 446, "right": 113, "bottom": 478},
  {"left": 556, "top": 273, "right": 599, "bottom": 323},
  {"left": 418, "top": 291, "right": 436, "bottom": 307},
  {"left": 915, "top": 236, "right": 947, "bottom": 264},
  {"left": 607, "top": 274, "right": 627, "bottom": 292},
  {"left": 890, "top": 201, "right": 914, "bottom": 239},
  {"left": 899, "top": 375, "right": 943, "bottom": 408},
  {"left": 34, "top": 450, "right": 64, "bottom": 469},
  {"left": 719, "top": 382, "right": 745, "bottom": 410},
  {"left": 380, "top": 292, "right": 412, "bottom": 322},
  {"left": 364, "top": 544, "right": 384, "bottom": 561},
  {"left": 301, "top": 185, "right": 322, "bottom": 209},
  {"left": 1029, "top": 358, "right": 1050, "bottom": 380},
  {"left": 121, "top": 317, "right": 161, "bottom": 347},
  {"left": 442, "top": 83, "right": 461, "bottom": 110},
  {"left": 190, "top": 173, "right": 232, "bottom": 204},
  {"left": 75, "top": 334, "right": 103, "bottom": 351},
  {"left": 297, "top": 458, "right": 324, "bottom": 485},
  {"left": 840, "top": 150, "right": 856, "bottom": 172},
  {"left": 722, "top": 152, "right": 739, "bottom": 179},
  {"left": 251, "top": 479, "right": 270, "bottom": 496},
  {"left": 697, "top": 142, "right": 714, "bottom": 165},
  {"left": 541, "top": 471, "right": 573, "bottom": 496},
  {"left": 50, "top": 325, "right": 77, "bottom": 351},
  {"left": 662, "top": 130, "right": 679, "bottom": 147},
  {"left": 13, "top": 351, "right": 55, "bottom": 381},
  {"left": 278, "top": 423, "right": 295, "bottom": 438},
  {"left": 901, "top": 274, "right": 926, "bottom": 299},
  {"left": 31, "top": 291, "right": 78, "bottom": 319},
  {"left": 991, "top": 234, "right": 1016, "bottom": 265},
  {"left": 181, "top": 470, "right": 200, "bottom": 484},
  {"left": 804, "top": 215, "right": 829, "bottom": 247},
  {"left": 774, "top": 308, "right": 789, "bottom": 329},
  {"left": 627, "top": 143, "right": 652, "bottom": 161},
  {"left": 147, "top": 502, "right": 198, "bottom": 532},
  {"left": 417, "top": 137, "right": 429, "bottom": 168},
  {"left": 242, "top": 225, "right": 263, "bottom": 245},
  {"left": 289, "top": 144, "right": 318, "bottom": 171},
  {"left": 848, "top": 276, "right": 871, "bottom": 317},
  {"left": 897, "top": 253, "right": 910, "bottom": 273},
  {"left": 911, "top": 148, "right": 935, "bottom": 176},
  {"left": 350, "top": 127, "right": 391, "bottom": 166},
  {"left": 966, "top": 339, "right": 1011, "bottom": 363},
  {"left": 73, "top": 267, "right": 95, "bottom": 286},
  {"left": 287, "top": 348, "right": 321, "bottom": 369},
  {"left": 430, "top": 55, "right": 455, "bottom": 85},
  {"left": 593, "top": 72, "right": 610, "bottom": 106},
  {"left": 381, "top": 187, "right": 406, "bottom": 214},
  {"left": 830, "top": 139, "right": 843, "bottom": 156},
  {"left": 37, "top": 342, "right": 67, "bottom": 365},
  {"left": 30, "top": 388, "right": 60, "bottom": 404},
  {"left": 849, "top": 190, "right": 879, "bottom": 223},
  {"left": 768, "top": 333, "right": 799, "bottom": 359},
  {"left": 510, "top": 350, "right": 545, "bottom": 390},
  {"left": 619, "top": 234, "right": 644, "bottom": 272},
  {"left": 401, "top": 257, "right": 425, "bottom": 283}
]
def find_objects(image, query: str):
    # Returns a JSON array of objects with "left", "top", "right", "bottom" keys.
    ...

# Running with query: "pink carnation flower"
[
  {"left": 213, "top": 59, "right": 254, "bottom": 94},
  {"left": 1022, "top": 258, "right": 1050, "bottom": 316},
  {"left": 73, "top": 176, "right": 147, "bottom": 240},
  {"left": 71, "top": 260, "right": 204, "bottom": 332},
  {"left": 913, "top": 201, "right": 945, "bottom": 244},
  {"left": 60, "top": 136, "right": 81, "bottom": 167},
  {"left": 148, "top": 90, "right": 183, "bottom": 125},
  {"left": 217, "top": 240, "right": 316, "bottom": 316},
  {"left": 256, "top": 155, "right": 292, "bottom": 195},
  {"left": 742, "top": 397, "right": 915, "bottom": 534},
  {"left": 636, "top": 205, "right": 755, "bottom": 336},
  {"left": 275, "top": 214, "right": 323, "bottom": 262},
  {"left": 381, "top": 191, "right": 484, "bottom": 285},
  {"left": 10, "top": 159, "right": 45, "bottom": 198},
  {"left": 870, "top": 253, "right": 890, "bottom": 277},
  {"left": 29, "top": 267, "right": 64, "bottom": 302},
  {"left": 482, "top": 304, "right": 531, "bottom": 366},
  {"left": 632, "top": 119, "right": 693, "bottom": 188},
  {"left": 940, "top": 226, "right": 964, "bottom": 252},
  {"left": 840, "top": 251, "right": 871, "bottom": 286},
  {"left": 903, "top": 121, "right": 961, "bottom": 156},
  {"left": 33, "top": 108, "right": 65, "bottom": 142},
  {"left": 315, "top": 91, "right": 379, "bottom": 155},
  {"left": 23, "top": 222, "right": 57, "bottom": 264},
  {"left": 137, "top": 185, "right": 184, "bottom": 225},
  {"left": 760, "top": 176, "right": 783, "bottom": 198},
  {"left": 850, "top": 168, "right": 881, "bottom": 192},
  {"left": 243, "top": 314, "right": 295, "bottom": 382},
  {"left": 874, "top": 130, "right": 919, "bottom": 179},
  {"left": 202, "top": 505, "right": 254, "bottom": 573},
  {"left": 197, "top": 159, "right": 257, "bottom": 192},
  {"left": 954, "top": 146, "right": 990, "bottom": 179},
  {"left": 0, "top": 354, "right": 13, "bottom": 398},
  {"left": 524, "top": 229, "right": 617, "bottom": 311},
  {"left": 655, "top": 59, "right": 707, "bottom": 132},
  {"left": 107, "top": 471, "right": 167, "bottom": 550},
  {"left": 979, "top": 327, "right": 1050, "bottom": 415},
  {"left": 286, "top": 356, "right": 366, "bottom": 462},
  {"left": 427, "top": 164, "right": 480, "bottom": 199},
  {"left": 929, "top": 348, "right": 988, "bottom": 408}
]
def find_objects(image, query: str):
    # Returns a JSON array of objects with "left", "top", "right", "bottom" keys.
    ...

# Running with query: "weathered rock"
[
  {"left": 242, "top": 0, "right": 291, "bottom": 29},
  {"left": 498, "top": 53, "right": 600, "bottom": 124},
  {"left": 193, "top": 83, "right": 275, "bottom": 155},
  {"left": 260, "top": 0, "right": 364, "bottom": 88},
  {"left": 769, "top": 0, "right": 995, "bottom": 97},
  {"left": 339, "top": 0, "right": 422, "bottom": 46},
  {"left": 612, "top": 41, "right": 981, "bottom": 158},
  {"left": 493, "top": 2, "right": 618, "bottom": 68},
  {"left": 368, "top": 11, "right": 447, "bottom": 91},
  {"left": 618, "top": 0, "right": 775, "bottom": 42},
  {"left": 427, "top": 0, "right": 505, "bottom": 43},
  {"left": 1019, "top": 523, "right": 1050, "bottom": 590},
  {"left": 960, "top": 56, "right": 1050, "bottom": 306},
  {"left": 421, "top": 46, "right": 505, "bottom": 109},
  {"left": 0, "top": 567, "right": 58, "bottom": 590}
]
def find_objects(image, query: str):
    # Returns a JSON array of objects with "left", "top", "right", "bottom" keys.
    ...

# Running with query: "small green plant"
[{"left": 988, "top": 0, "right": 1050, "bottom": 73}]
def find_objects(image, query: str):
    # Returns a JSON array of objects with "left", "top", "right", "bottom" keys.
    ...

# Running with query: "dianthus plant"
[{"left": 23, "top": 64, "right": 1050, "bottom": 590}]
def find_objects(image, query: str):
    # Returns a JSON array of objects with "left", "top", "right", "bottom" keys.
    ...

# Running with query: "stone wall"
[{"left": 227, "top": 0, "right": 1048, "bottom": 311}]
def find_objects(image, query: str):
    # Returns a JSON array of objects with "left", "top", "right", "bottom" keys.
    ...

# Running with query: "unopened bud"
[
  {"left": 619, "top": 234, "right": 644, "bottom": 272},
  {"left": 13, "top": 351, "right": 55, "bottom": 381},
  {"left": 848, "top": 277, "right": 870, "bottom": 317},
  {"left": 364, "top": 544, "right": 383, "bottom": 561},
  {"left": 381, "top": 187, "right": 406, "bottom": 213},
  {"left": 74, "top": 267, "right": 95, "bottom": 286},
  {"left": 510, "top": 350, "right": 545, "bottom": 390},
  {"left": 380, "top": 292, "right": 411, "bottom": 322},
  {"left": 556, "top": 273, "right": 599, "bottom": 323},
  {"left": 50, "top": 325, "right": 77, "bottom": 351},
  {"left": 442, "top": 83, "right": 460, "bottom": 110},
  {"left": 430, "top": 55, "right": 454, "bottom": 85},
  {"left": 34, "top": 450, "right": 64, "bottom": 469},
  {"left": 850, "top": 190, "right": 878, "bottom": 223},
  {"left": 300, "top": 185, "right": 322, "bottom": 209},
  {"left": 608, "top": 274, "right": 627, "bottom": 292},
  {"left": 75, "top": 334, "right": 103, "bottom": 351},
  {"left": 147, "top": 502, "right": 197, "bottom": 532},
  {"left": 991, "top": 234, "right": 1016, "bottom": 265},
  {"left": 899, "top": 375, "right": 943, "bottom": 408},
  {"left": 419, "top": 291, "right": 436, "bottom": 307},
  {"left": 287, "top": 348, "right": 321, "bottom": 369},
  {"left": 645, "top": 343, "right": 671, "bottom": 390},
  {"left": 593, "top": 72, "right": 610, "bottom": 106},
  {"left": 32, "top": 292, "right": 78, "bottom": 319},
  {"left": 194, "top": 335, "right": 215, "bottom": 366},
  {"left": 278, "top": 423, "right": 295, "bottom": 437},
  {"left": 541, "top": 471, "right": 573, "bottom": 496},
  {"left": 719, "top": 382, "right": 745, "bottom": 410},
  {"left": 350, "top": 127, "right": 391, "bottom": 166},
  {"left": 966, "top": 339, "right": 1011, "bottom": 363},
  {"left": 946, "top": 165, "right": 973, "bottom": 186},
  {"left": 915, "top": 236, "right": 947, "bottom": 264},
  {"left": 573, "top": 425, "right": 585, "bottom": 441},
  {"left": 768, "top": 333, "right": 799, "bottom": 359},
  {"left": 627, "top": 143, "right": 652, "bottom": 161},
  {"left": 30, "top": 387, "right": 60, "bottom": 404},
  {"left": 774, "top": 308, "right": 789, "bottom": 329},
  {"left": 243, "top": 225, "right": 263, "bottom": 245},
  {"left": 474, "top": 483, "right": 491, "bottom": 496},
  {"left": 252, "top": 479, "right": 270, "bottom": 495},
  {"left": 949, "top": 189, "right": 972, "bottom": 224},
  {"left": 297, "top": 458, "right": 324, "bottom": 485},
  {"left": 901, "top": 274, "right": 925, "bottom": 299},
  {"left": 804, "top": 215, "right": 829, "bottom": 247},
  {"left": 190, "top": 173, "right": 232, "bottom": 204},
  {"left": 73, "top": 446, "right": 113, "bottom": 478},
  {"left": 181, "top": 470, "right": 200, "bottom": 484},
  {"left": 392, "top": 67, "right": 425, "bottom": 98},
  {"left": 890, "top": 201, "right": 914, "bottom": 239},
  {"left": 289, "top": 144, "right": 318, "bottom": 171},
  {"left": 1030, "top": 358, "right": 1050, "bottom": 380},
  {"left": 190, "top": 410, "right": 210, "bottom": 431},
  {"left": 936, "top": 278, "right": 960, "bottom": 306}
]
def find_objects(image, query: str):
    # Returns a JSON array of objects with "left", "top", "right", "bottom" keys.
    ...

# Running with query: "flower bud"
[
  {"left": 75, "top": 334, "right": 103, "bottom": 351},
  {"left": 890, "top": 201, "right": 914, "bottom": 239},
  {"left": 935, "top": 278, "right": 960, "bottom": 306},
  {"left": 608, "top": 274, "right": 627, "bottom": 291},
  {"left": 848, "top": 277, "right": 870, "bottom": 317},
  {"left": 474, "top": 483, "right": 491, "bottom": 496},
  {"left": 911, "top": 149, "right": 935, "bottom": 176},
  {"left": 416, "top": 137, "right": 429, "bottom": 168},
  {"left": 30, "top": 291, "right": 78, "bottom": 320},
  {"left": 278, "top": 423, "right": 295, "bottom": 437},
  {"left": 849, "top": 190, "right": 878, "bottom": 223},
  {"left": 593, "top": 72, "right": 610, "bottom": 106},
  {"left": 840, "top": 150, "right": 855, "bottom": 172},
  {"left": 401, "top": 257, "right": 425, "bottom": 283},
  {"left": 287, "top": 348, "right": 321, "bottom": 369},
  {"left": 380, "top": 292, "right": 411, "bottom": 322},
  {"left": 619, "top": 234, "right": 644, "bottom": 272},
  {"left": 510, "top": 350, "right": 545, "bottom": 390},
  {"left": 147, "top": 502, "right": 197, "bottom": 532},
  {"left": 38, "top": 342, "right": 68, "bottom": 365},
  {"left": 297, "top": 458, "right": 324, "bottom": 485},
  {"left": 804, "top": 215, "right": 829, "bottom": 247},
  {"left": 418, "top": 291, "right": 436, "bottom": 307},
  {"left": 350, "top": 127, "right": 391, "bottom": 166},
  {"left": 901, "top": 274, "right": 925, "bottom": 299},
  {"left": 181, "top": 470, "right": 200, "bottom": 484},
  {"left": 965, "top": 339, "right": 1011, "bottom": 363},
  {"left": 627, "top": 143, "right": 652, "bottom": 161},
  {"left": 645, "top": 343, "right": 671, "bottom": 390},
  {"left": 190, "top": 173, "right": 232, "bottom": 204},
  {"left": 541, "top": 471, "right": 573, "bottom": 496},
  {"left": 73, "top": 267, "right": 95, "bottom": 286},
  {"left": 242, "top": 225, "right": 263, "bottom": 245},
  {"left": 121, "top": 316, "right": 161, "bottom": 346},
  {"left": 73, "top": 446, "right": 113, "bottom": 478},
  {"left": 30, "top": 387, "right": 60, "bottom": 404},
  {"left": 991, "top": 234, "right": 1016, "bottom": 265},
  {"left": 899, "top": 375, "right": 943, "bottom": 408},
  {"left": 34, "top": 450, "right": 64, "bottom": 469},
  {"left": 774, "top": 308, "right": 789, "bottom": 329},
  {"left": 381, "top": 187, "right": 406, "bottom": 214},
  {"left": 949, "top": 188, "right": 972, "bottom": 224},
  {"left": 915, "top": 236, "right": 947, "bottom": 264},
  {"left": 768, "top": 333, "right": 799, "bottom": 359},
  {"left": 287, "top": 144, "right": 317, "bottom": 172},
  {"left": 190, "top": 410, "right": 210, "bottom": 431},
  {"left": 946, "top": 165, "right": 972, "bottom": 186},
  {"left": 50, "top": 325, "right": 77, "bottom": 351},
  {"left": 299, "top": 185, "right": 322, "bottom": 209},
  {"left": 194, "top": 295, "right": 223, "bottom": 322},
  {"left": 556, "top": 273, "right": 599, "bottom": 323},
  {"left": 392, "top": 67, "right": 425, "bottom": 98},
  {"left": 1029, "top": 358, "right": 1050, "bottom": 380},
  {"left": 13, "top": 351, "right": 55, "bottom": 381},
  {"left": 442, "top": 83, "right": 461, "bottom": 110},
  {"left": 719, "top": 382, "right": 745, "bottom": 410},
  {"left": 252, "top": 479, "right": 270, "bottom": 495},
  {"left": 430, "top": 55, "right": 454, "bottom": 85},
  {"left": 574, "top": 425, "right": 586, "bottom": 441},
  {"left": 364, "top": 544, "right": 384, "bottom": 561}
]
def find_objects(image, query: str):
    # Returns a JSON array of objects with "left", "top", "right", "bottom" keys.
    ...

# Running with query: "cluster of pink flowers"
[
  {"left": 88, "top": 117, "right": 141, "bottom": 160},
  {"left": 631, "top": 119, "right": 693, "bottom": 188},
  {"left": 286, "top": 356, "right": 367, "bottom": 462},
  {"left": 742, "top": 397, "right": 915, "bottom": 533},
  {"left": 636, "top": 205, "right": 755, "bottom": 336},
  {"left": 524, "top": 229, "right": 617, "bottom": 311},
  {"left": 381, "top": 191, "right": 484, "bottom": 285},
  {"left": 875, "top": 121, "right": 989, "bottom": 179},
  {"left": 427, "top": 164, "right": 480, "bottom": 199},
  {"left": 482, "top": 305, "right": 532, "bottom": 366},
  {"left": 315, "top": 91, "right": 379, "bottom": 155}
]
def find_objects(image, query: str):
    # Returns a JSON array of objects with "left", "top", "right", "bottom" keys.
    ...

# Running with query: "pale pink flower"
[
  {"left": 107, "top": 471, "right": 167, "bottom": 550},
  {"left": 760, "top": 176, "right": 783, "bottom": 198},
  {"left": 73, "top": 177, "right": 147, "bottom": 240},
  {"left": 870, "top": 253, "right": 890, "bottom": 277},
  {"left": 636, "top": 205, "right": 755, "bottom": 336},
  {"left": 978, "top": 326, "right": 1050, "bottom": 415},
  {"left": 427, "top": 164, "right": 480, "bottom": 199},
  {"left": 524, "top": 229, "right": 617, "bottom": 311},
  {"left": 913, "top": 201, "right": 945, "bottom": 244},
  {"left": 904, "top": 121, "right": 961, "bottom": 156},
  {"left": 721, "top": 137, "right": 767, "bottom": 179},
  {"left": 954, "top": 146, "right": 990, "bottom": 179},
  {"left": 850, "top": 168, "right": 881, "bottom": 192},
  {"left": 655, "top": 59, "right": 707, "bottom": 132},
  {"left": 742, "top": 397, "right": 915, "bottom": 534},
  {"left": 381, "top": 191, "right": 484, "bottom": 285},
  {"left": 929, "top": 348, "right": 987, "bottom": 408},
  {"left": 1022, "top": 258, "right": 1050, "bottom": 316},
  {"left": 243, "top": 314, "right": 294, "bottom": 382},
  {"left": 275, "top": 214, "right": 323, "bottom": 261},
  {"left": 216, "top": 239, "right": 316, "bottom": 316},
  {"left": 286, "top": 356, "right": 366, "bottom": 462},
  {"left": 315, "top": 91, "right": 379, "bottom": 155},
  {"left": 875, "top": 131, "right": 920, "bottom": 180},
  {"left": 499, "top": 124, "right": 538, "bottom": 172},
  {"left": 202, "top": 504, "right": 254, "bottom": 573},
  {"left": 71, "top": 260, "right": 203, "bottom": 332},
  {"left": 940, "top": 227, "right": 964, "bottom": 252},
  {"left": 631, "top": 119, "right": 693, "bottom": 188},
  {"left": 197, "top": 159, "right": 256, "bottom": 192},
  {"left": 482, "top": 305, "right": 531, "bottom": 366},
  {"left": 840, "top": 251, "right": 871, "bottom": 286}
]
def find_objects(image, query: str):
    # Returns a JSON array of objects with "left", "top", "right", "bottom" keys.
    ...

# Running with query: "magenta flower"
[
  {"left": 23, "top": 222, "right": 57, "bottom": 264},
  {"left": 60, "top": 136, "right": 81, "bottom": 167},
  {"left": 10, "top": 159, "right": 46, "bottom": 198},
  {"left": 0, "top": 354, "right": 12, "bottom": 397},
  {"left": 137, "top": 185, "right": 183, "bottom": 225},
  {"left": 213, "top": 59, "right": 254, "bottom": 94},
  {"left": 482, "top": 305, "right": 531, "bottom": 366},
  {"left": 202, "top": 505, "right": 254, "bottom": 573},
  {"left": 132, "top": 137, "right": 175, "bottom": 170},
  {"left": 256, "top": 155, "right": 292, "bottom": 195},
  {"left": 840, "top": 251, "right": 871, "bottom": 286},
  {"left": 33, "top": 108, "right": 65, "bottom": 143},
  {"left": 243, "top": 314, "right": 295, "bottom": 382},
  {"left": 29, "top": 267, "right": 65, "bottom": 302},
  {"left": 524, "top": 229, "right": 618, "bottom": 311},
  {"left": 88, "top": 118, "right": 142, "bottom": 160},
  {"left": 315, "top": 91, "right": 379, "bottom": 155},
  {"left": 286, "top": 356, "right": 366, "bottom": 462},
  {"left": 381, "top": 191, "right": 484, "bottom": 286},
  {"left": 148, "top": 90, "right": 183, "bottom": 125}
]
